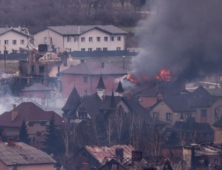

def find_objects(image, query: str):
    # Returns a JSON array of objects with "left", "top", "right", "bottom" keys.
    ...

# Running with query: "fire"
[
  {"left": 156, "top": 69, "right": 173, "bottom": 81},
  {"left": 126, "top": 74, "right": 140, "bottom": 83}
]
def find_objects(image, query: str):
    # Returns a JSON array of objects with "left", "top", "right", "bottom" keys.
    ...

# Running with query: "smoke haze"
[{"left": 133, "top": 0, "right": 222, "bottom": 81}]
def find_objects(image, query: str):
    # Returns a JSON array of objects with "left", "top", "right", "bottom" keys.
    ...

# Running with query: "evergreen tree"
[
  {"left": 44, "top": 114, "right": 58, "bottom": 154},
  {"left": 19, "top": 120, "right": 29, "bottom": 144}
]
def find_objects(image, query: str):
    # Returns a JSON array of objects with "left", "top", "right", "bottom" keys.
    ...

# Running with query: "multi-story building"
[
  {"left": 33, "top": 25, "right": 127, "bottom": 52},
  {"left": 0, "top": 27, "right": 30, "bottom": 54}
]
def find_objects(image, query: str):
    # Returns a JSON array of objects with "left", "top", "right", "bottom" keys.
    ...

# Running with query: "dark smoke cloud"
[{"left": 133, "top": 0, "right": 222, "bottom": 81}]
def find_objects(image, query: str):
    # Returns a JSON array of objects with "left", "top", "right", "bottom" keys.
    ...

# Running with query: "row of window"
[
  {"left": 0, "top": 39, "right": 25, "bottom": 45},
  {"left": 81, "top": 47, "right": 121, "bottom": 51},
  {"left": 67, "top": 36, "right": 121, "bottom": 42}
]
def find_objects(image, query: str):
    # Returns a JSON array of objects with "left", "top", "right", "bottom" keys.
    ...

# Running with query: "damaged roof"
[
  {"left": 0, "top": 142, "right": 55, "bottom": 165},
  {"left": 61, "top": 61, "right": 127, "bottom": 75},
  {"left": 84, "top": 145, "right": 134, "bottom": 164},
  {"left": 0, "top": 27, "right": 30, "bottom": 37}
]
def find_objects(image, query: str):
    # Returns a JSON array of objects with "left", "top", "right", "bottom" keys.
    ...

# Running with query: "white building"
[
  {"left": 0, "top": 27, "right": 30, "bottom": 54},
  {"left": 33, "top": 25, "right": 127, "bottom": 52}
]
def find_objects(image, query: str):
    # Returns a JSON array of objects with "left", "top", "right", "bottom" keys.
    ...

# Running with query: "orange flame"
[
  {"left": 156, "top": 69, "right": 173, "bottom": 81},
  {"left": 126, "top": 74, "right": 140, "bottom": 83}
]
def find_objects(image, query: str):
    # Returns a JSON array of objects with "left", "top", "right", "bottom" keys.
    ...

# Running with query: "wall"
[
  {"left": 0, "top": 31, "right": 28, "bottom": 53},
  {"left": 213, "top": 127, "right": 222, "bottom": 144},
  {"left": 34, "top": 29, "right": 63, "bottom": 51},
  {"left": 62, "top": 74, "right": 124, "bottom": 98},
  {"left": 149, "top": 101, "right": 181, "bottom": 127}
]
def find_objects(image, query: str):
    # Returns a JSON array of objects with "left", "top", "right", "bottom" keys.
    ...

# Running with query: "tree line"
[{"left": 0, "top": 0, "right": 151, "bottom": 32}]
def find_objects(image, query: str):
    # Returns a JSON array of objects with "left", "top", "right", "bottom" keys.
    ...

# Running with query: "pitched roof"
[
  {"left": 0, "top": 142, "right": 55, "bottom": 165},
  {"left": 44, "top": 25, "right": 127, "bottom": 36},
  {"left": 21, "top": 83, "right": 51, "bottom": 92},
  {"left": 0, "top": 102, "right": 63, "bottom": 127},
  {"left": 116, "top": 81, "right": 124, "bottom": 93},
  {"left": 85, "top": 145, "right": 134, "bottom": 164},
  {"left": 62, "top": 87, "right": 80, "bottom": 112},
  {"left": 61, "top": 61, "right": 127, "bottom": 75},
  {"left": 97, "top": 76, "right": 106, "bottom": 89},
  {"left": 0, "top": 27, "right": 30, "bottom": 37}
]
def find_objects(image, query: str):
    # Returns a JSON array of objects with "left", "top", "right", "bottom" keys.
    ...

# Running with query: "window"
[
  {"left": 20, "top": 40, "right": 24, "bottom": 44},
  {"left": 83, "top": 76, "right": 88, "bottom": 83},
  {"left": 40, "top": 122, "right": 46, "bottom": 126},
  {"left": 97, "top": 37, "right": 100, "bottom": 42},
  {"left": 104, "top": 37, "right": 108, "bottom": 41},
  {"left": 12, "top": 40, "right": 16, "bottom": 45},
  {"left": 116, "top": 47, "right": 121, "bottom": 51},
  {"left": 81, "top": 48, "right": 85, "bottom": 51},
  {"left": 96, "top": 48, "right": 101, "bottom": 51},
  {"left": 117, "top": 36, "right": 121, "bottom": 41},
  {"left": 4, "top": 40, "right": 8, "bottom": 45},
  {"left": 201, "top": 109, "right": 207, "bottom": 117},
  {"left": 89, "top": 37, "right": 93, "bottom": 42},
  {"left": 153, "top": 112, "right": 159, "bottom": 119},
  {"left": 29, "top": 122, "right": 34, "bottom": 126},
  {"left": 214, "top": 159, "right": 218, "bottom": 165},
  {"left": 81, "top": 37, "right": 85, "bottom": 42},
  {"left": 67, "top": 36, "right": 71, "bottom": 42},
  {"left": 39, "top": 66, "right": 45, "bottom": 73},
  {"left": 111, "top": 164, "right": 117, "bottom": 170},
  {"left": 111, "top": 36, "right": 114, "bottom": 41},
  {"left": 215, "top": 109, "right": 219, "bottom": 119},
  {"left": 103, "top": 48, "right": 107, "bottom": 51},
  {"left": 74, "top": 37, "right": 78, "bottom": 42},
  {"left": 31, "top": 66, "right": 35, "bottom": 73},
  {"left": 88, "top": 48, "right": 92, "bottom": 51},
  {"left": 166, "top": 113, "right": 172, "bottom": 121},
  {"left": 84, "top": 90, "right": 87, "bottom": 95}
]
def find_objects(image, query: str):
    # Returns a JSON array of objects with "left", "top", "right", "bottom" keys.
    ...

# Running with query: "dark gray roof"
[
  {"left": 61, "top": 61, "right": 127, "bottom": 75},
  {"left": 116, "top": 81, "right": 124, "bottom": 93},
  {"left": 62, "top": 87, "right": 80, "bottom": 112},
  {"left": 44, "top": 25, "right": 127, "bottom": 35},
  {"left": 0, "top": 142, "right": 55, "bottom": 165},
  {"left": 97, "top": 76, "right": 106, "bottom": 89},
  {"left": 21, "top": 83, "right": 51, "bottom": 92},
  {"left": 0, "top": 28, "right": 30, "bottom": 37}
]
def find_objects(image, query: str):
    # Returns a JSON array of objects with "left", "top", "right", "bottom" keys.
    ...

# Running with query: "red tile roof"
[
  {"left": 0, "top": 102, "right": 63, "bottom": 127},
  {"left": 61, "top": 61, "right": 127, "bottom": 75}
]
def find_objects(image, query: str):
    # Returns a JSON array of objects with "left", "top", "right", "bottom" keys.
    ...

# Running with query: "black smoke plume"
[{"left": 133, "top": 0, "right": 222, "bottom": 81}]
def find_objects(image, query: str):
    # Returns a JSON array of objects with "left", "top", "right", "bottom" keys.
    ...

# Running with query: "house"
[
  {"left": 61, "top": 61, "right": 127, "bottom": 97},
  {"left": 0, "top": 27, "right": 30, "bottom": 54},
  {"left": 33, "top": 25, "right": 127, "bottom": 52},
  {"left": 212, "top": 117, "right": 222, "bottom": 144},
  {"left": 19, "top": 83, "right": 51, "bottom": 99},
  {"left": 73, "top": 145, "right": 134, "bottom": 170},
  {"left": 0, "top": 139, "right": 56, "bottom": 170},
  {"left": 0, "top": 102, "right": 63, "bottom": 148}
]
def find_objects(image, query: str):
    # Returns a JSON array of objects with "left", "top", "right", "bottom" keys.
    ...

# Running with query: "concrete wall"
[
  {"left": 0, "top": 31, "right": 28, "bottom": 53},
  {"left": 34, "top": 29, "right": 63, "bottom": 51}
]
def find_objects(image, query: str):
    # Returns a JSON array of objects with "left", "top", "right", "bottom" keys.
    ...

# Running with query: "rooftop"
[
  {"left": 0, "top": 141, "right": 55, "bottom": 166},
  {"left": 21, "top": 83, "right": 51, "bottom": 92}
]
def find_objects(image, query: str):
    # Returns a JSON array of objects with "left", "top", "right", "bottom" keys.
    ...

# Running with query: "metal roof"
[{"left": 0, "top": 142, "right": 55, "bottom": 166}]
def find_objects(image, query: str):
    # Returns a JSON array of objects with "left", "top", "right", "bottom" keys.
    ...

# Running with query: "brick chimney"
[
  {"left": 7, "top": 138, "right": 15, "bottom": 146},
  {"left": 115, "top": 148, "right": 124, "bottom": 162},
  {"left": 11, "top": 104, "right": 18, "bottom": 121}
]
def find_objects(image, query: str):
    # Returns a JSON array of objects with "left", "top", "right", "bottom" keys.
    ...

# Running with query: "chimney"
[
  {"left": 11, "top": 104, "right": 18, "bottom": 121},
  {"left": 101, "top": 62, "right": 105, "bottom": 68},
  {"left": 7, "top": 138, "right": 15, "bottom": 146},
  {"left": 132, "top": 150, "right": 142, "bottom": 161},
  {"left": 115, "top": 148, "right": 124, "bottom": 162}
]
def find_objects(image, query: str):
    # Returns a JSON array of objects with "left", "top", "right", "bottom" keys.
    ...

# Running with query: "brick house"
[
  {"left": 61, "top": 61, "right": 127, "bottom": 98},
  {"left": 0, "top": 139, "right": 56, "bottom": 170},
  {"left": 33, "top": 25, "right": 127, "bottom": 52},
  {"left": 0, "top": 102, "right": 63, "bottom": 148}
]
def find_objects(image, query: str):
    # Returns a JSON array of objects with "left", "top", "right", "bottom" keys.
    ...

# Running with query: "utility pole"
[{"left": 4, "top": 46, "right": 7, "bottom": 72}]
